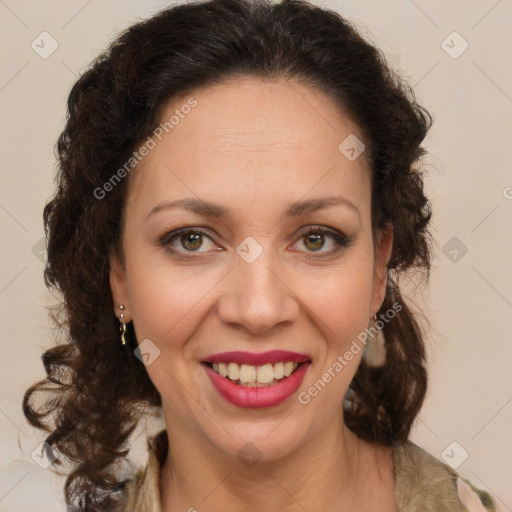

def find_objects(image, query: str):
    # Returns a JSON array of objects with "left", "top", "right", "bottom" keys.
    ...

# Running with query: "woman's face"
[{"left": 110, "top": 76, "right": 392, "bottom": 461}]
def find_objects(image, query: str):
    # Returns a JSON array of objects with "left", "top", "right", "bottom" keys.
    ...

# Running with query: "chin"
[{"left": 205, "top": 415, "right": 310, "bottom": 464}]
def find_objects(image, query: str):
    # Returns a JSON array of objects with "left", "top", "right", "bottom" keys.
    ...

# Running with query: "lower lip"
[{"left": 203, "top": 362, "right": 311, "bottom": 409}]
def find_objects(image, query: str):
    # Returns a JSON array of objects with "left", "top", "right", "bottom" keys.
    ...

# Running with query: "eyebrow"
[{"left": 145, "top": 195, "right": 360, "bottom": 221}]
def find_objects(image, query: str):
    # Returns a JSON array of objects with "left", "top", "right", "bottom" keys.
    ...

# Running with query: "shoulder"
[
  {"left": 111, "top": 429, "right": 168, "bottom": 512},
  {"left": 110, "top": 469, "right": 145, "bottom": 512},
  {"left": 393, "top": 441, "right": 497, "bottom": 512}
]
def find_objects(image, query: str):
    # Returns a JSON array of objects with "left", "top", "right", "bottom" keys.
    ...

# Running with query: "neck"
[{"left": 159, "top": 409, "right": 395, "bottom": 512}]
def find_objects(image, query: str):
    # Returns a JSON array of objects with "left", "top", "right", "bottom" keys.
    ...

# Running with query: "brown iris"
[
  {"left": 181, "top": 232, "right": 203, "bottom": 251},
  {"left": 304, "top": 232, "right": 324, "bottom": 251}
]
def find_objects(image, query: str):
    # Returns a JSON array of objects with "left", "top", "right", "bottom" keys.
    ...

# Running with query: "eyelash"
[{"left": 157, "top": 225, "right": 352, "bottom": 259}]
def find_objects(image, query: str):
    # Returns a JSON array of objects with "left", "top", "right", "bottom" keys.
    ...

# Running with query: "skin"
[{"left": 110, "top": 76, "right": 396, "bottom": 512}]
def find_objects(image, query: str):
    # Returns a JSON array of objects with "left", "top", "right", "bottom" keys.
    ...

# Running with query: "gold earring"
[
  {"left": 119, "top": 305, "right": 127, "bottom": 346},
  {"left": 362, "top": 314, "right": 386, "bottom": 367}
]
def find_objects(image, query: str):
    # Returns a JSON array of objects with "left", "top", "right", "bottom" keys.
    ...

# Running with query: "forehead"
[{"left": 126, "top": 76, "right": 371, "bottom": 221}]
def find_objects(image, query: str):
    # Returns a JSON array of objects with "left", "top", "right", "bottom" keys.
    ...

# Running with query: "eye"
[
  {"left": 292, "top": 226, "right": 351, "bottom": 255},
  {"left": 159, "top": 228, "right": 219, "bottom": 254},
  {"left": 157, "top": 225, "right": 351, "bottom": 258}
]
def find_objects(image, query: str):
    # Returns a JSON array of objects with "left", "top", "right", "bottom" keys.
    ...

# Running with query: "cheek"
[
  {"left": 301, "top": 258, "right": 375, "bottom": 347},
  {"left": 125, "top": 248, "right": 226, "bottom": 350},
  {"left": 295, "top": 262, "right": 374, "bottom": 411},
  {"left": 124, "top": 254, "right": 220, "bottom": 405}
]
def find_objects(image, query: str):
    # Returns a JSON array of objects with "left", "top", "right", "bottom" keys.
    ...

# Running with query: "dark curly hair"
[{"left": 23, "top": 0, "right": 433, "bottom": 509}]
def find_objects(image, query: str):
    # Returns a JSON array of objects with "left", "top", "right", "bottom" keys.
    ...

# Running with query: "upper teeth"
[{"left": 212, "top": 361, "right": 299, "bottom": 384}]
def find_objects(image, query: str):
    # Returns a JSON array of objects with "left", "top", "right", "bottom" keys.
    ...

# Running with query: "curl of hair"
[{"left": 23, "top": 0, "right": 433, "bottom": 509}]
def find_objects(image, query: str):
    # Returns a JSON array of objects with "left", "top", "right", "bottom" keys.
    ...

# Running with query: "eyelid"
[{"left": 295, "top": 224, "right": 349, "bottom": 240}]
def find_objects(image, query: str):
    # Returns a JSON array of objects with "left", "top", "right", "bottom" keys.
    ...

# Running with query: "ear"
[
  {"left": 370, "top": 223, "right": 393, "bottom": 316},
  {"left": 109, "top": 249, "right": 130, "bottom": 321}
]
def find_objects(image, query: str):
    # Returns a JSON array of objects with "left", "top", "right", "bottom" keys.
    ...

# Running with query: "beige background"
[{"left": 1, "top": 0, "right": 511, "bottom": 510}]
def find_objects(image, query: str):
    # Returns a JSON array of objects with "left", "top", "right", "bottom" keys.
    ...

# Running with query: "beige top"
[{"left": 113, "top": 430, "right": 497, "bottom": 511}]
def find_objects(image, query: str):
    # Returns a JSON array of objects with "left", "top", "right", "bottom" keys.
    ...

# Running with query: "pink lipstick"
[{"left": 202, "top": 350, "right": 311, "bottom": 409}]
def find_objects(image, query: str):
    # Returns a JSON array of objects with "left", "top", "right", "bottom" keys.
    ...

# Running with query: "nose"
[{"left": 216, "top": 248, "right": 299, "bottom": 335}]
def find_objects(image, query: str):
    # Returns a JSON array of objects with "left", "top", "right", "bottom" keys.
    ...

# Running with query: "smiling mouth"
[{"left": 202, "top": 361, "right": 308, "bottom": 387}]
